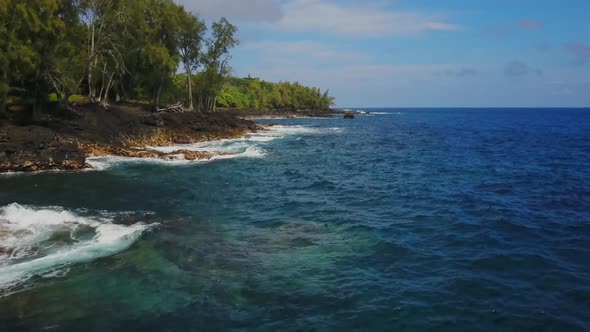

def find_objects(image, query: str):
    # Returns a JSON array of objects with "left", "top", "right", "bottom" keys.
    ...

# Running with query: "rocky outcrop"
[
  {"left": 0, "top": 140, "right": 88, "bottom": 172},
  {"left": 169, "top": 150, "right": 213, "bottom": 160},
  {"left": 343, "top": 113, "right": 355, "bottom": 119},
  {"left": 0, "top": 102, "right": 259, "bottom": 173}
]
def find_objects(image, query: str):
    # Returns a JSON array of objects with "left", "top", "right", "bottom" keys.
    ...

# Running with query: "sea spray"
[
  {"left": 0, "top": 204, "right": 155, "bottom": 294},
  {"left": 87, "top": 124, "right": 342, "bottom": 171}
]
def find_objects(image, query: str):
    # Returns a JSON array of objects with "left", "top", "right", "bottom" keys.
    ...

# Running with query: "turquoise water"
[{"left": 1, "top": 108, "right": 589, "bottom": 331}]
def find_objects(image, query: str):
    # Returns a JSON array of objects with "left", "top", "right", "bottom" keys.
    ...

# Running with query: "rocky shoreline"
[{"left": 0, "top": 103, "right": 338, "bottom": 173}]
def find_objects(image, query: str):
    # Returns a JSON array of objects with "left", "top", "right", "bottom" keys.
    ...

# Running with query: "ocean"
[{"left": 0, "top": 108, "right": 589, "bottom": 331}]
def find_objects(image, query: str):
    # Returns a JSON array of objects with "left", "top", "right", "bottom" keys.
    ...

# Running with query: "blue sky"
[{"left": 177, "top": 0, "right": 590, "bottom": 107}]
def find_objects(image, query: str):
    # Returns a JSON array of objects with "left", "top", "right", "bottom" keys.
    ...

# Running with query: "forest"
[
  {"left": 217, "top": 77, "right": 335, "bottom": 111},
  {"left": 0, "top": 0, "right": 335, "bottom": 113}
]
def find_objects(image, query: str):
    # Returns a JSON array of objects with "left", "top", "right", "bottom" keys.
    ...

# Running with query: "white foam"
[
  {"left": 86, "top": 155, "right": 192, "bottom": 170},
  {"left": 251, "top": 116, "right": 333, "bottom": 120},
  {"left": 209, "top": 146, "right": 266, "bottom": 161},
  {"left": 265, "top": 125, "right": 323, "bottom": 135},
  {"left": 257, "top": 125, "right": 343, "bottom": 137},
  {"left": 246, "top": 134, "right": 281, "bottom": 142},
  {"left": 150, "top": 139, "right": 252, "bottom": 154},
  {"left": 87, "top": 125, "right": 341, "bottom": 170},
  {"left": 0, "top": 204, "right": 154, "bottom": 293},
  {"left": 86, "top": 145, "right": 266, "bottom": 170}
]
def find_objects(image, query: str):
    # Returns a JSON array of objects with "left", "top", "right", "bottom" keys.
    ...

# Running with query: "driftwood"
[
  {"left": 156, "top": 103, "right": 184, "bottom": 113},
  {"left": 99, "top": 100, "right": 110, "bottom": 109}
]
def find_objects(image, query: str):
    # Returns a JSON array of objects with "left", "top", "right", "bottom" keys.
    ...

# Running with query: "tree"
[
  {"left": 0, "top": 0, "right": 335, "bottom": 113},
  {"left": 44, "top": 0, "right": 87, "bottom": 109},
  {"left": 0, "top": 0, "right": 10, "bottom": 112},
  {"left": 177, "top": 10, "right": 205, "bottom": 111},
  {"left": 134, "top": 0, "right": 181, "bottom": 107},
  {"left": 212, "top": 76, "right": 335, "bottom": 111},
  {"left": 82, "top": 0, "right": 129, "bottom": 103},
  {"left": 321, "top": 89, "right": 335, "bottom": 109},
  {"left": 1, "top": 0, "right": 75, "bottom": 116},
  {"left": 200, "top": 18, "right": 238, "bottom": 112}
]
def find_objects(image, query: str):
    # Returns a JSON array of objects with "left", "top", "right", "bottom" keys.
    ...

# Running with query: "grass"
[{"left": 48, "top": 93, "right": 89, "bottom": 104}]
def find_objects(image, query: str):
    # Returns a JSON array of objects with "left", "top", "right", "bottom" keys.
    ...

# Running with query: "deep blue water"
[{"left": 1, "top": 108, "right": 589, "bottom": 331}]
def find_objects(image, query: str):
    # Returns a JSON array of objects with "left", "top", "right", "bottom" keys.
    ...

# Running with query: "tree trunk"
[
  {"left": 88, "top": 64, "right": 95, "bottom": 99},
  {"left": 120, "top": 82, "right": 129, "bottom": 102},
  {"left": 32, "top": 86, "right": 42, "bottom": 123},
  {"left": 103, "top": 73, "right": 115, "bottom": 101},
  {"left": 97, "top": 63, "right": 107, "bottom": 102},
  {"left": 212, "top": 95, "right": 217, "bottom": 112},
  {"left": 97, "top": 83, "right": 103, "bottom": 102},
  {"left": 155, "top": 85, "right": 162, "bottom": 108},
  {"left": 1, "top": 73, "right": 7, "bottom": 114},
  {"left": 60, "top": 93, "right": 71, "bottom": 110},
  {"left": 187, "top": 68, "right": 193, "bottom": 111},
  {"left": 88, "top": 18, "right": 96, "bottom": 99}
]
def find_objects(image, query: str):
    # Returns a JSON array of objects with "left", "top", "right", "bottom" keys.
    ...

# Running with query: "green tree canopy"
[{"left": 0, "top": 0, "right": 335, "bottom": 113}]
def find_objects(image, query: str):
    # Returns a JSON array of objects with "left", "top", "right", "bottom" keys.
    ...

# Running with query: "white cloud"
[
  {"left": 177, "top": 0, "right": 459, "bottom": 37},
  {"left": 176, "top": 0, "right": 283, "bottom": 22},
  {"left": 238, "top": 62, "right": 486, "bottom": 106},
  {"left": 237, "top": 62, "right": 590, "bottom": 107},
  {"left": 274, "top": 0, "right": 460, "bottom": 37},
  {"left": 243, "top": 40, "right": 369, "bottom": 65}
]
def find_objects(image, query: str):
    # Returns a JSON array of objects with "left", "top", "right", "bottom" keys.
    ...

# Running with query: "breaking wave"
[
  {"left": 88, "top": 125, "right": 342, "bottom": 171},
  {"left": 0, "top": 203, "right": 154, "bottom": 295}
]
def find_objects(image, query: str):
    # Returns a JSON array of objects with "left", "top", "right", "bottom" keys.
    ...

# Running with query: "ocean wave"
[
  {"left": 370, "top": 112, "right": 405, "bottom": 115},
  {"left": 86, "top": 155, "right": 192, "bottom": 171},
  {"left": 88, "top": 125, "right": 340, "bottom": 170},
  {"left": 265, "top": 125, "right": 343, "bottom": 135},
  {"left": 208, "top": 145, "right": 266, "bottom": 160},
  {"left": 0, "top": 203, "right": 154, "bottom": 295},
  {"left": 88, "top": 146, "right": 266, "bottom": 171},
  {"left": 2, "top": 125, "right": 341, "bottom": 173},
  {"left": 147, "top": 125, "right": 338, "bottom": 155}
]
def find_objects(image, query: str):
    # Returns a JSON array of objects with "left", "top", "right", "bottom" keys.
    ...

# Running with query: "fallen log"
[{"left": 157, "top": 103, "right": 184, "bottom": 113}]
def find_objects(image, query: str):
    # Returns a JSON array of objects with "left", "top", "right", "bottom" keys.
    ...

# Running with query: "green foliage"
[
  {"left": 49, "top": 93, "right": 88, "bottom": 103},
  {"left": 216, "top": 77, "right": 335, "bottom": 110},
  {"left": 1, "top": 0, "right": 73, "bottom": 108},
  {"left": 197, "top": 18, "right": 239, "bottom": 112},
  {"left": 0, "top": 0, "right": 335, "bottom": 111},
  {"left": 176, "top": 10, "right": 205, "bottom": 110}
]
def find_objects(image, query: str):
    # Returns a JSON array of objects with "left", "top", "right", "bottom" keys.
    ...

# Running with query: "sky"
[{"left": 176, "top": 0, "right": 590, "bottom": 107}]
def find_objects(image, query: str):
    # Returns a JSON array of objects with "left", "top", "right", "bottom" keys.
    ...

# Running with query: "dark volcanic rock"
[
  {"left": 343, "top": 113, "right": 355, "bottom": 119},
  {"left": 141, "top": 115, "right": 165, "bottom": 127},
  {"left": 0, "top": 102, "right": 258, "bottom": 173},
  {"left": 0, "top": 137, "right": 87, "bottom": 172}
]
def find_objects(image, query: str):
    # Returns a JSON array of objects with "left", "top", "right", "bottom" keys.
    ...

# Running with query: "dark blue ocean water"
[{"left": 1, "top": 108, "right": 589, "bottom": 331}]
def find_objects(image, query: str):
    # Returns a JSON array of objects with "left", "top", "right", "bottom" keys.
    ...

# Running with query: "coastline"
[
  {"left": 218, "top": 108, "right": 345, "bottom": 120},
  {"left": 0, "top": 103, "right": 339, "bottom": 173}
]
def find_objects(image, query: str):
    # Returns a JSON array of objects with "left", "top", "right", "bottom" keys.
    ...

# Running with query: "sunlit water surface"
[{"left": 0, "top": 108, "right": 589, "bottom": 331}]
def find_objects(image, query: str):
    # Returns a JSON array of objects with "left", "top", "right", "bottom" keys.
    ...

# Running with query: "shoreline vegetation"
[{"left": 0, "top": 0, "right": 338, "bottom": 173}]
